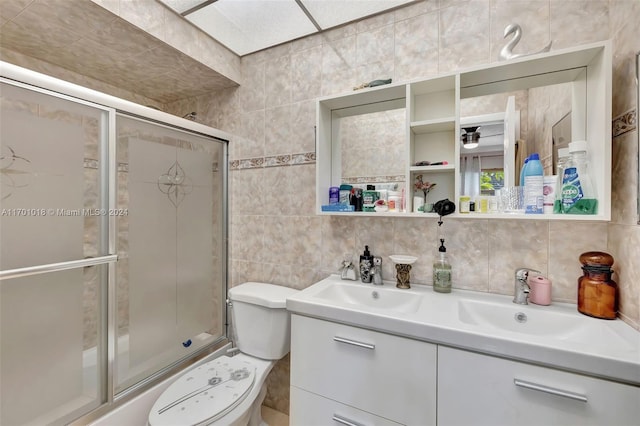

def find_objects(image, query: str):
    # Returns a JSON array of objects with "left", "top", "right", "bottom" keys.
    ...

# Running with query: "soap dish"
[{"left": 389, "top": 255, "right": 418, "bottom": 265}]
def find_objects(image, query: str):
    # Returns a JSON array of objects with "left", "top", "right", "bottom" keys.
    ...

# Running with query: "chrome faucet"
[{"left": 513, "top": 268, "right": 541, "bottom": 304}]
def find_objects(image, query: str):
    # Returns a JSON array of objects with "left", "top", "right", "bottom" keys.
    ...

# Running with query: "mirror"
[
  {"left": 459, "top": 79, "right": 579, "bottom": 197},
  {"left": 331, "top": 99, "right": 405, "bottom": 189}
]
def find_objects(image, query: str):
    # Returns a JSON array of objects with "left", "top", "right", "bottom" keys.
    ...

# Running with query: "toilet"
[{"left": 148, "top": 282, "right": 298, "bottom": 426}]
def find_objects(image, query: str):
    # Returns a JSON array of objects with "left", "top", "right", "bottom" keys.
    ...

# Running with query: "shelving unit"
[{"left": 316, "top": 40, "right": 612, "bottom": 221}]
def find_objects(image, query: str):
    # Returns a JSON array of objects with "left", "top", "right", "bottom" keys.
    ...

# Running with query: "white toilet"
[{"left": 148, "top": 282, "right": 298, "bottom": 426}]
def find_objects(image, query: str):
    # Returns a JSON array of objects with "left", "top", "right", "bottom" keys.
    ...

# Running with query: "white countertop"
[{"left": 286, "top": 275, "right": 640, "bottom": 385}]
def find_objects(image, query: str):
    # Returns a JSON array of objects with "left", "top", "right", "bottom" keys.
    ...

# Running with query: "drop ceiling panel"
[
  {"left": 159, "top": 0, "right": 418, "bottom": 56},
  {"left": 300, "top": 0, "right": 415, "bottom": 29},
  {"left": 187, "top": 0, "right": 318, "bottom": 56}
]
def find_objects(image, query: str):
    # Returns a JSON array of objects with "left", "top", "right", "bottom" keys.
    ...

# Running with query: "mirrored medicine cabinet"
[{"left": 316, "top": 40, "right": 612, "bottom": 221}]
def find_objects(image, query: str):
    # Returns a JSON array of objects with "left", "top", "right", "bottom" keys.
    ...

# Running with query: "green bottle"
[{"left": 433, "top": 239, "right": 452, "bottom": 293}]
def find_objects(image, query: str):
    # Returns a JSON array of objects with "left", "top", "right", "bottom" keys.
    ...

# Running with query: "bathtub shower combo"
[{"left": 0, "top": 62, "right": 230, "bottom": 425}]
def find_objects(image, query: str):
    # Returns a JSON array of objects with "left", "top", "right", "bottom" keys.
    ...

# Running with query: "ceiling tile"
[
  {"left": 186, "top": 0, "right": 318, "bottom": 56},
  {"left": 301, "top": 0, "right": 415, "bottom": 29}
]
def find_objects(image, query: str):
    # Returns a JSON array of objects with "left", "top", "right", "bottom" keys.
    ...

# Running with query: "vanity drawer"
[
  {"left": 290, "top": 314, "right": 436, "bottom": 425},
  {"left": 437, "top": 346, "right": 640, "bottom": 426},
  {"left": 290, "top": 386, "right": 402, "bottom": 426}
]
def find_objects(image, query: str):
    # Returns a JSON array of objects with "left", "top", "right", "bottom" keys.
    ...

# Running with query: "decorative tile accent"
[
  {"left": 229, "top": 152, "right": 315, "bottom": 170},
  {"left": 613, "top": 108, "right": 636, "bottom": 138},
  {"left": 264, "top": 154, "right": 291, "bottom": 167},
  {"left": 84, "top": 158, "right": 99, "bottom": 169}
]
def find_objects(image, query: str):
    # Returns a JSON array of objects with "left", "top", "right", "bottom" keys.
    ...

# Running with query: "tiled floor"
[{"left": 261, "top": 406, "right": 289, "bottom": 426}]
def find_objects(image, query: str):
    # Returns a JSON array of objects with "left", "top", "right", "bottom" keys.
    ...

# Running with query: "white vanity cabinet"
[
  {"left": 290, "top": 314, "right": 437, "bottom": 426},
  {"left": 437, "top": 346, "right": 640, "bottom": 426}
]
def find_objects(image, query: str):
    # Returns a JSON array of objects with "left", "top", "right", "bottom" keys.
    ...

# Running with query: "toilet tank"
[{"left": 228, "top": 282, "right": 299, "bottom": 360}]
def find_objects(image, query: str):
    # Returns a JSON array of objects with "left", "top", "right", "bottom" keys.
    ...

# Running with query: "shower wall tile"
[
  {"left": 438, "top": 0, "right": 491, "bottom": 73},
  {"left": 289, "top": 216, "right": 323, "bottom": 268},
  {"left": 265, "top": 105, "right": 292, "bottom": 157},
  {"left": 261, "top": 166, "right": 294, "bottom": 216},
  {"left": 488, "top": 220, "right": 548, "bottom": 296},
  {"left": 265, "top": 55, "right": 292, "bottom": 108},
  {"left": 548, "top": 222, "right": 608, "bottom": 303},
  {"left": 320, "top": 216, "right": 357, "bottom": 273},
  {"left": 394, "top": 11, "right": 439, "bottom": 82},
  {"left": 238, "top": 109, "right": 265, "bottom": 159},
  {"left": 490, "top": 0, "right": 550, "bottom": 62},
  {"left": 394, "top": 0, "right": 439, "bottom": 21},
  {"left": 550, "top": 0, "right": 609, "bottom": 50},
  {"left": 611, "top": 129, "right": 638, "bottom": 226},
  {"left": 610, "top": 0, "right": 640, "bottom": 117},
  {"left": 608, "top": 224, "right": 640, "bottom": 330},
  {"left": 291, "top": 45, "right": 322, "bottom": 102},
  {"left": 119, "top": 0, "right": 166, "bottom": 42},
  {"left": 231, "top": 167, "right": 265, "bottom": 216},
  {"left": 239, "top": 56, "right": 265, "bottom": 112},
  {"left": 290, "top": 100, "right": 316, "bottom": 155},
  {"left": 356, "top": 24, "right": 394, "bottom": 67},
  {"left": 392, "top": 218, "right": 439, "bottom": 285},
  {"left": 230, "top": 259, "right": 264, "bottom": 288},
  {"left": 262, "top": 263, "right": 293, "bottom": 288},
  {"left": 445, "top": 219, "right": 490, "bottom": 291}
]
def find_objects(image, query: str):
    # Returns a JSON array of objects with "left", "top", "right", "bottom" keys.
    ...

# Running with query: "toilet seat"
[{"left": 149, "top": 356, "right": 256, "bottom": 426}]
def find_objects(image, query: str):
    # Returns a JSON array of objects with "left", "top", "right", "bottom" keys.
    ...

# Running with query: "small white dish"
[{"left": 389, "top": 255, "right": 418, "bottom": 265}]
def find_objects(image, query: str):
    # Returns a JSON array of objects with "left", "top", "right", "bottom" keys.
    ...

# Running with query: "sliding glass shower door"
[
  {"left": 0, "top": 70, "right": 228, "bottom": 425},
  {"left": 0, "top": 81, "right": 112, "bottom": 425},
  {"left": 114, "top": 115, "right": 226, "bottom": 393}
]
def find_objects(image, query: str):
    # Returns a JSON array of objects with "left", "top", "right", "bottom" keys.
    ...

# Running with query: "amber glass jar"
[{"left": 577, "top": 251, "right": 618, "bottom": 319}]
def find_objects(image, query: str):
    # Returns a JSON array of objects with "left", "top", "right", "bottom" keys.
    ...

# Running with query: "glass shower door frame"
[{"left": 0, "top": 76, "right": 118, "bottom": 422}]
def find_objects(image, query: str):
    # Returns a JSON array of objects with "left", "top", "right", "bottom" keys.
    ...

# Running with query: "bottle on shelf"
[
  {"left": 560, "top": 141, "right": 597, "bottom": 214},
  {"left": 524, "top": 153, "right": 543, "bottom": 214},
  {"left": 553, "top": 147, "right": 571, "bottom": 213}
]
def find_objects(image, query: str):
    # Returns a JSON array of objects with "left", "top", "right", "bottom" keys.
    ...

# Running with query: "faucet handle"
[{"left": 515, "top": 268, "right": 541, "bottom": 281}]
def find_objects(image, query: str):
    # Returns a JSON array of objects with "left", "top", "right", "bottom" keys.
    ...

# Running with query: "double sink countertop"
[{"left": 286, "top": 275, "right": 640, "bottom": 386}]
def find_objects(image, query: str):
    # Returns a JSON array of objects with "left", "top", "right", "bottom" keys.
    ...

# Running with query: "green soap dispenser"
[{"left": 433, "top": 239, "right": 452, "bottom": 293}]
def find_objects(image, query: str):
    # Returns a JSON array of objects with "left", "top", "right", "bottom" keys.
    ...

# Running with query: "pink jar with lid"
[{"left": 528, "top": 274, "right": 552, "bottom": 305}]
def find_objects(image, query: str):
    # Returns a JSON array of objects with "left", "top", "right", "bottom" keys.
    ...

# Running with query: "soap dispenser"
[
  {"left": 433, "top": 239, "right": 452, "bottom": 293},
  {"left": 359, "top": 245, "right": 373, "bottom": 283}
]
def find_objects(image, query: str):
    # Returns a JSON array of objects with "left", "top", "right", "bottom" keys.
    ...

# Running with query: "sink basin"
[
  {"left": 457, "top": 299, "right": 589, "bottom": 337},
  {"left": 313, "top": 282, "right": 423, "bottom": 314}
]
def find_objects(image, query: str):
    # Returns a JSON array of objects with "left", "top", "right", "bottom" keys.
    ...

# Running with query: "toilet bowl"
[{"left": 148, "top": 282, "right": 298, "bottom": 426}]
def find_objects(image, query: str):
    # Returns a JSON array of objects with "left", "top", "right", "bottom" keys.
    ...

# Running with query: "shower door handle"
[{"left": 0, "top": 254, "right": 118, "bottom": 280}]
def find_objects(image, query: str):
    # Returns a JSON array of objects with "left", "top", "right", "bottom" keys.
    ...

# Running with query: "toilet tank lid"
[{"left": 229, "top": 282, "right": 299, "bottom": 308}]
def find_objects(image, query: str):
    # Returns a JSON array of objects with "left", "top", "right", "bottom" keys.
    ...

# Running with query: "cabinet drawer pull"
[
  {"left": 332, "top": 414, "right": 366, "bottom": 426},
  {"left": 514, "top": 379, "right": 588, "bottom": 403},
  {"left": 333, "top": 336, "right": 375, "bottom": 350}
]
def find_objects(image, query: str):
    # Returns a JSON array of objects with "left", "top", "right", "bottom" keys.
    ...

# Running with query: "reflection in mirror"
[
  {"left": 460, "top": 80, "right": 575, "bottom": 196},
  {"left": 332, "top": 100, "right": 406, "bottom": 193}
]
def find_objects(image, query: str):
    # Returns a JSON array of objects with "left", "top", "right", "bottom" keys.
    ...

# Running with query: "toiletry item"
[
  {"left": 433, "top": 239, "right": 451, "bottom": 293},
  {"left": 524, "top": 153, "right": 543, "bottom": 214},
  {"left": 413, "top": 196, "right": 424, "bottom": 213},
  {"left": 560, "top": 141, "right": 598, "bottom": 214},
  {"left": 350, "top": 188, "right": 363, "bottom": 211},
  {"left": 519, "top": 155, "right": 530, "bottom": 186},
  {"left": 543, "top": 175, "right": 557, "bottom": 214},
  {"left": 577, "top": 251, "right": 617, "bottom": 319},
  {"left": 553, "top": 148, "right": 571, "bottom": 213},
  {"left": 362, "top": 190, "right": 379, "bottom": 212},
  {"left": 321, "top": 204, "right": 355, "bottom": 212},
  {"left": 372, "top": 256, "right": 383, "bottom": 285},
  {"left": 388, "top": 193, "right": 401, "bottom": 212},
  {"left": 340, "top": 255, "right": 357, "bottom": 281},
  {"left": 339, "top": 184, "right": 352, "bottom": 205},
  {"left": 359, "top": 245, "right": 374, "bottom": 283},
  {"left": 488, "top": 196, "right": 498, "bottom": 213},
  {"left": 528, "top": 274, "right": 552, "bottom": 305},
  {"left": 329, "top": 186, "right": 340, "bottom": 204},
  {"left": 459, "top": 196, "right": 470, "bottom": 213}
]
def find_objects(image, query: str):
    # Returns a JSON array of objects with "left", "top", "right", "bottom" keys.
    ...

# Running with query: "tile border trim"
[
  {"left": 612, "top": 108, "right": 636, "bottom": 138},
  {"left": 230, "top": 152, "right": 315, "bottom": 170}
]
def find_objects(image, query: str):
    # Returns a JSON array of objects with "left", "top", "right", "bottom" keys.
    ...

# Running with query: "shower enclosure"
[{"left": 0, "top": 62, "right": 229, "bottom": 425}]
